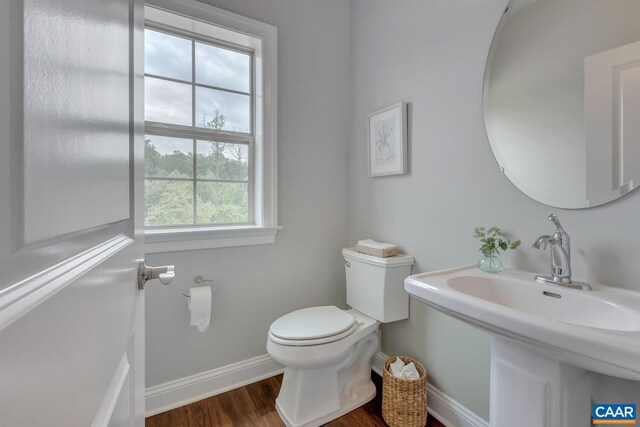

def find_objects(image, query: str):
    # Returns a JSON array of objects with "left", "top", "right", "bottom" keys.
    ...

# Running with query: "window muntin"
[
  {"left": 145, "top": 179, "right": 194, "bottom": 226},
  {"left": 195, "top": 86, "right": 250, "bottom": 133},
  {"left": 145, "top": 135, "right": 193, "bottom": 178},
  {"left": 144, "top": 77, "right": 193, "bottom": 126},
  {"left": 195, "top": 42, "right": 250, "bottom": 93},
  {"left": 144, "top": 25, "right": 254, "bottom": 227},
  {"left": 144, "top": 29, "right": 192, "bottom": 81},
  {"left": 195, "top": 140, "right": 248, "bottom": 181}
]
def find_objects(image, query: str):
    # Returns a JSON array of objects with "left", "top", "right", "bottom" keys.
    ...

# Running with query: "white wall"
[
  {"left": 144, "top": 0, "right": 640, "bottom": 418},
  {"left": 144, "top": 0, "right": 351, "bottom": 387},
  {"left": 349, "top": 0, "right": 640, "bottom": 421}
]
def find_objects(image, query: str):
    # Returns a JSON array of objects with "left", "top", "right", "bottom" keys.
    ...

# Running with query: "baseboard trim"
[
  {"left": 373, "top": 352, "right": 488, "bottom": 427},
  {"left": 145, "top": 354, "right": 284, "bottom": 417},
  {"left": 145, "top": 350, "right": 488, "bottom": 426}
]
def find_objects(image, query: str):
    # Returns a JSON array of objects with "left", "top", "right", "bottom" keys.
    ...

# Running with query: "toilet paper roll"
[{"left": 189, "top": 286, "right": 212, "bottom": 332}]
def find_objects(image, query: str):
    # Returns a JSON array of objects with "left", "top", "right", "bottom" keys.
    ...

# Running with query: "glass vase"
[{"left": 478, "top": 252, "right": 503, "bottom": 273}]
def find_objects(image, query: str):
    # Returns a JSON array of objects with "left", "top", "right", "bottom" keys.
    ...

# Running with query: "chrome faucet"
[{"left": 532, "top": 214, "right": 591, "bottom": 291}]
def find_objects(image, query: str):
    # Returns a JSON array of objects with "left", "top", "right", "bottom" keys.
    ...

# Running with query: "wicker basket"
[{"left": 382, "top": 356, "right": 427, "bottom": 427}]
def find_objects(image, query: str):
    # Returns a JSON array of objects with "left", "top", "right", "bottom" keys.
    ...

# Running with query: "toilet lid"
[{"left": 269, "top": 306, "right": 356, "bottom": 341}]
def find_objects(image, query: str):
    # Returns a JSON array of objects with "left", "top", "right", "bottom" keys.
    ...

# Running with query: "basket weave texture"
[
  {"left": 382, "top": 356, "right": 427, "bottom": 427},
  {"left": 354, "top": 244, "right": 399, "bottom": 258}
]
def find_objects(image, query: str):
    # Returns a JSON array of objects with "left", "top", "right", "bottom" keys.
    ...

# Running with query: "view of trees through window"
[
  {"left": 145, "top": 113, "right": 249, "bottom": 226},
  {"left": 144, "top": 27, "right": 253, "bottom": 227}
]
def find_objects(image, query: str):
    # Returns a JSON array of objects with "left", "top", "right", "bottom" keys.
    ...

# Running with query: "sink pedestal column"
[{"left": 490, "top": 336, "right": 592, "bottom": 427}]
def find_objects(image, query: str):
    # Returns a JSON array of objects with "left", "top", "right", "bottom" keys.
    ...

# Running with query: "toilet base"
[
  {"left": 275, "top": 381, "right": 376, "bottom": 427},
  {"left": 273, "top": 331, "right": 379, "bottom": 427}
]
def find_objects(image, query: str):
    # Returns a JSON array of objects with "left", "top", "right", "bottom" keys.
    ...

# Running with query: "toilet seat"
[{"left": 269, "top": 306, "right": 358, "bottom": 346}]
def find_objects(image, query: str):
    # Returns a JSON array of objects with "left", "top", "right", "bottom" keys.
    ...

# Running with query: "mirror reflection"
[{"left": 484, "top": 0, "right": 640, "bottom": 208}]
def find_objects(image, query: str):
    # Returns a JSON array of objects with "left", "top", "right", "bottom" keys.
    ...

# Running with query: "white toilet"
[{"left": 266, "top": 248, "right": 414, "bottom": 427}]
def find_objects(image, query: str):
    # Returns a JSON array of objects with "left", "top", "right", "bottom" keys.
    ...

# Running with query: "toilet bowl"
[
  {"left": 267, "top": 307, "right": 379, "bottom": 427},
  {"left": 266, "top": 248, "right": 414, "bottom": 427}
]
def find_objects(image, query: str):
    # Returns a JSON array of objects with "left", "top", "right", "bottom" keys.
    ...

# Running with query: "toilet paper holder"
[{"left": 182, "top": 275, "right": 216, "bottom": 299}]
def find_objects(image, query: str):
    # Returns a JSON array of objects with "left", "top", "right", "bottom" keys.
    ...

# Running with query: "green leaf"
[
  {"left": 473, "top": 227, "right": 486, "bottom": 239},
  {"left": 474, "top": 225, "right": 521, "bottom": 256}
]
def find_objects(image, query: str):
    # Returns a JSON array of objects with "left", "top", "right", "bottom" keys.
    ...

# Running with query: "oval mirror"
[{"left": 484, "top": 0, "right": 640, "bottom": 208}]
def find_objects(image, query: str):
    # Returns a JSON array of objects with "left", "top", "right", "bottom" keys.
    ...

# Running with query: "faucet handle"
[
  {"left": 548, "top": 214, "right": 562, "bottom": 230},
  {"left": 548, "top": 213, "right": 569, "bottom": 243}
]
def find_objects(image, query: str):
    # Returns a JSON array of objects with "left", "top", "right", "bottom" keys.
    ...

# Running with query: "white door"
[
  {"left": 585, "top": 40, "right": 640, "bottom": 205},
  {"left": 0, "top": 0, "right": 150, "bottom": 426}
]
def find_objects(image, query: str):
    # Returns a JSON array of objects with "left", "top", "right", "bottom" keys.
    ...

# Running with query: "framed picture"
[{"left": 368, "top": 102, "right": 407, "bottom": 177}]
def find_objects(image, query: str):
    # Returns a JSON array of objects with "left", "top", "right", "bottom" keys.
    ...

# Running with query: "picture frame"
[{"left": 367, "top": 102, "right": 407, "bottom": 177}]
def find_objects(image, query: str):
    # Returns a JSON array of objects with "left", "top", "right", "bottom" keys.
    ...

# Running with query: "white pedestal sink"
[{"left": 405, "top": 266, "right": 640, "bottom": 427}]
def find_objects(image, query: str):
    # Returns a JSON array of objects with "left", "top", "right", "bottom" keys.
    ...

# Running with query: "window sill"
[{"left": 144, "top": 225, "right": 282, "bottom": 253}]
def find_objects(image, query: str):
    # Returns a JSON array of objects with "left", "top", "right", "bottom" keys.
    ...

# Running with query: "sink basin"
[
  {"left": 447, "top": 274, "right": 640, "bottom": 332},
  {"left": 405, "top": 265, "right": 640, "bottom": 380}
]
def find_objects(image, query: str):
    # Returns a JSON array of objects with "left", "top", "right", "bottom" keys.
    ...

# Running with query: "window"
[
  {"left": 144, "top": 28, "right": 253, "bottom": 226},
  {"left": 143, "top": 1, "right": 278, "bottom": 253}
]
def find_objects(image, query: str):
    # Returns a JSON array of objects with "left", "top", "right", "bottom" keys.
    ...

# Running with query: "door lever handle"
[
  {"left": 158, "top": 266, "right": 175, "bottom": 285},
  {"left": 138, "top": 260, "right": 176, "bottom": 289}
]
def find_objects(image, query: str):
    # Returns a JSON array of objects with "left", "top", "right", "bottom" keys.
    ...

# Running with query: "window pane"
[
  {"left": 195, "top": 87, "right": 250, "bottom": 133},
  {"left": 145, "top": 135, "right": 194, "bottom": 178},
  {"left": 145, "top": 77, "right": 192, "bottom": 126},
  {"left": 145, "top": 180, "right": 194, "bottom": 226},
  {"left": 196, "top": 140, "right": 248, "bottom": 181},
  {"left": 196, "top": 182, "right": 248, "bottom": 224},
  {"left": 145, "top": 29, "right": 192, "bottom": 82},
  {"left": 195, "top": 42, "right": 250, "bottom": 93}
]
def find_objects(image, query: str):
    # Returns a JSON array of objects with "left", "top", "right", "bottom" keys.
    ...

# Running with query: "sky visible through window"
[{"left": 144, "top": 28, "right": 251, "bottom": 133}]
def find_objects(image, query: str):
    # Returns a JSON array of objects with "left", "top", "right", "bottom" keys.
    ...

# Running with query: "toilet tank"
[{"left": 342, "top": 248, "right": 415, "bottom": 323}]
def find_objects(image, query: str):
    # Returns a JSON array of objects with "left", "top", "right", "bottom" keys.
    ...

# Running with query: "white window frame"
[
  {"left": 144, "top": 25, "right": 256, "bottom": 228},
  {"left": 143, "top": 0, "right": 279, "bottom": 253}
]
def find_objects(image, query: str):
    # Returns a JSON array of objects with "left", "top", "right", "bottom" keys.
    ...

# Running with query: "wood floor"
[{"left": 146, "top": 373, "right": 445, "bottom": 427}]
